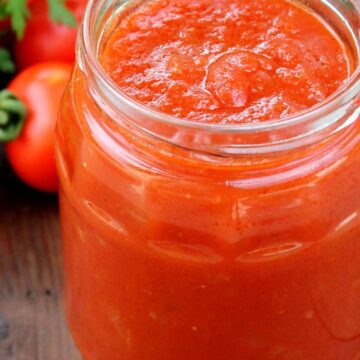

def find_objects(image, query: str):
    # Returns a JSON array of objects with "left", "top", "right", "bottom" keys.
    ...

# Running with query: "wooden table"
[{"left": 0, "top": 154, "right": 81, "bottom": 359}]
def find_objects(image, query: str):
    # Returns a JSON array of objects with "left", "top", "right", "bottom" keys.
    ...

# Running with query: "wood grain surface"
[{"left": 0, "top": 153, "right": 81, "bottom": 359}]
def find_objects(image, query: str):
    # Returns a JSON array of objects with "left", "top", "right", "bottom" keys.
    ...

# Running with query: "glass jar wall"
[{"left": 56, "top": 0, "right": 360, "bottom": 359}]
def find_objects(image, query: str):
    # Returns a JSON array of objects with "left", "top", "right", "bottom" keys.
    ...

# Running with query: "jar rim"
[
  {"left": 79, "top": 0, "right": 360, "bottom": 155},
  {"left": 82, "top": 0, "right": 360, "bottom": 133}
]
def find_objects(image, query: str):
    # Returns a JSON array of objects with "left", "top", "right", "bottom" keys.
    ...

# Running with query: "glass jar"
[{"left": 56, "top": 0, "right": 360, "bottom": 359}]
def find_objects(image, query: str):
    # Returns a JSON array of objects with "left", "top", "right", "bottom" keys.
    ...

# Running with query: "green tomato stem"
[{"left": 0, "top": 90, "right": 27, "bottom": 142}]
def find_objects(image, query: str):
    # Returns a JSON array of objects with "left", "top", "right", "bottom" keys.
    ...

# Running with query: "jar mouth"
[
  {"left": 80, "top": 0, "right": 360, "bottom": 154},
  {"left": 82, "top": 0, "right": 360, "bottom": 132}
]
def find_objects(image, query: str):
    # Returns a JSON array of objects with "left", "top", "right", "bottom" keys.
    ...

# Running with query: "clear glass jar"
[{"left": 56, "top": 0, "right": 360, "bottom": 359}]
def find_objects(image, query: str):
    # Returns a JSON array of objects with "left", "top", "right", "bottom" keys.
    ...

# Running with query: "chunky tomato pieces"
[{"left": 101, "top": 0, "right": 351, "bottom": 124}]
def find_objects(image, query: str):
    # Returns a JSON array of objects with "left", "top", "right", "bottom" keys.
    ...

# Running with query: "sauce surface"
[{"left": 101, "top": 0, "right": 351, "bottom": 123}]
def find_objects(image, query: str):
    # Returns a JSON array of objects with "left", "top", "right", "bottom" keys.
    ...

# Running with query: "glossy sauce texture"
[
  {"left": 101, "top": 0, "right": 351, "bottom": 123},
  {"left": 56, "top": 0, "right": 360, "bottom": 359},
  {"left": 57, "top": 80, "right": 360, "bottom": 358}
]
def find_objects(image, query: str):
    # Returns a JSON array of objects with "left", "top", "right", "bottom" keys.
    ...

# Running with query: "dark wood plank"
[{"left": 0, "top": 152, "right": 81, "bottom": 360}]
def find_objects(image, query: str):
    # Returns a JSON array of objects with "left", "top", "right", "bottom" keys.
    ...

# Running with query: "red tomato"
[
  {"left": 14, "top": 0, "right": 87, "bottom": 69},
  {"left": 6, "top": 62, "right": 72, "bottom": 193}
]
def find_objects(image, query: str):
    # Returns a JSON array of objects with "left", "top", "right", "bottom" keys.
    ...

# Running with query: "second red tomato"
[{"left": 6, "top": 62, "right": 72, "bottom": 193}]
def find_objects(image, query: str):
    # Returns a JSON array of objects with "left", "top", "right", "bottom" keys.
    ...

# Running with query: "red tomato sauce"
[
  {"left": 56, "top": 0, "right": 360, "bottom": 359},
  {"left": 101, "top": 0, "right": 352, "bottom": 123}
]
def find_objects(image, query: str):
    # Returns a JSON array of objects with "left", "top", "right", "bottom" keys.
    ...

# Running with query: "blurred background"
[{"left": 0, "top": 0, "right": 87, "bottom": 358}]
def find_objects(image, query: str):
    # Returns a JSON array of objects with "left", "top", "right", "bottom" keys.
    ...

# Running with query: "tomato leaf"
[
  {"left": 0, "top": 3, "right": 7, "bottom": 20},
  {"left": 4, "top": 0, "right": 29, "bottom": 38},
  {"left": 0, "top": 47, "right": 14, "bottom": 74},
  {"left": 1, "top": 0, "right": 77, "bottom": 39},
  {"left": 47, "top": 0, "right": 77, "bottom": 27}
]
